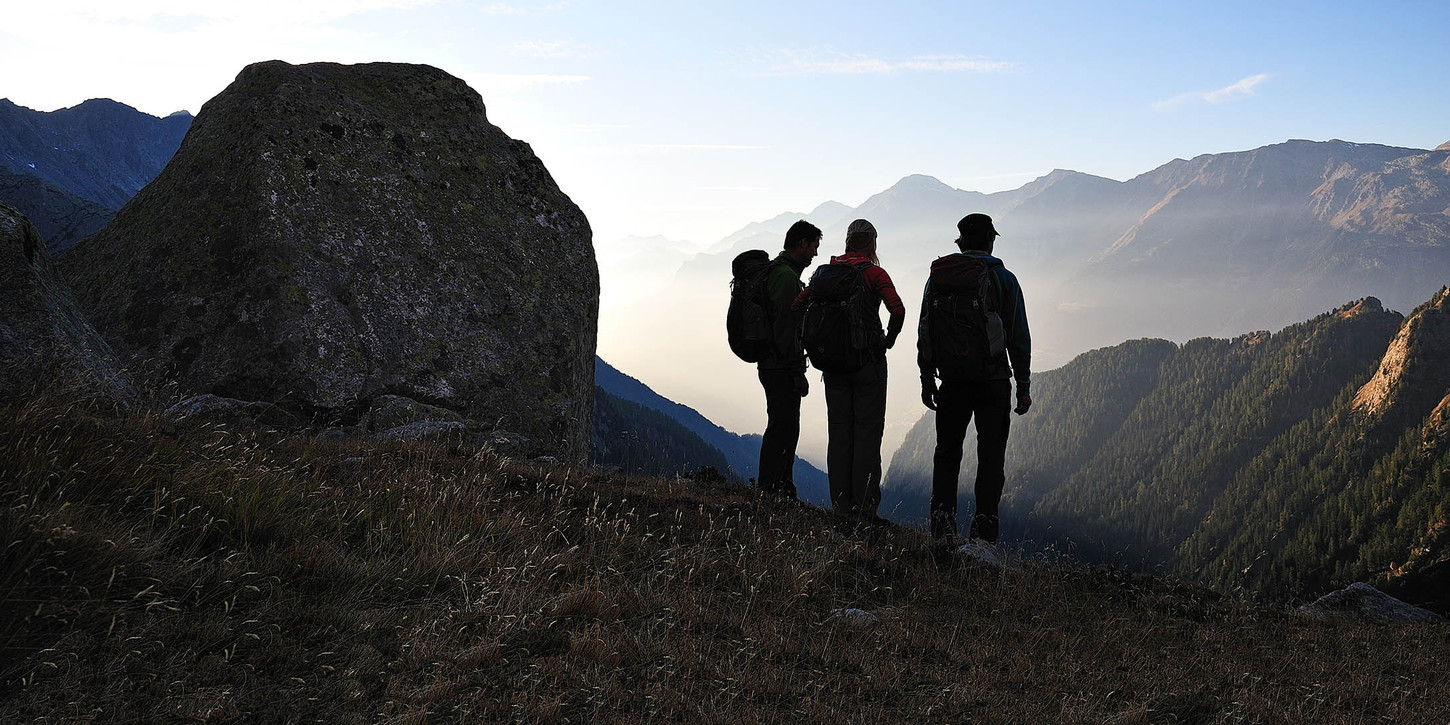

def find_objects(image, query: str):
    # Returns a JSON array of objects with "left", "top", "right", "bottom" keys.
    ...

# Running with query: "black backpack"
[
  {"left": 800, "top": 260, "right": 883, "bottom": 374},
  {"left": 924, "top": 255, "right": 1006, "bottom": 380},
  {"left": 727, "top": 250, "right": 775, "bottom": 363}
]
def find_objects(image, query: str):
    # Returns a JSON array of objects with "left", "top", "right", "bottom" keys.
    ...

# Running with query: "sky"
[{"left": 4, "top": 0, "right": 1450, "bottom": 250}]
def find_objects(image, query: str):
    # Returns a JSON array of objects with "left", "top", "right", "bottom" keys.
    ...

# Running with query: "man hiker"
[
  {"left": 917, "top": 213, "right": 1032, "bottom": 544},
  {"left": 756, "top": 220, "right": 821, "bottom": 498},
  {"left": 793, "top": 219, "right": 905, "bottom": 520}
]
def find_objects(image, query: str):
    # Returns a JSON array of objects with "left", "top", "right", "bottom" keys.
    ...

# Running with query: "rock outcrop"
[
  {"left": 62, "top": 61, "right": 598, "bottom": 465},
  {"left": 1352, "top": 287, "right": 1450, "bottom": 431},
  {"left": 1299, "top": 583, "right": 1445, "bottom": 624},
  {"left": 0, "top": 203, "right": 132, "bottom": 404}
]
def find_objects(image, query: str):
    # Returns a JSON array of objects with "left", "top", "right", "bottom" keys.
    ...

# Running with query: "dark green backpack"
[
  {"left": 727, "top": 250, "right": 774, "bottom": 363},
  {"left": 800, "top": 260, "right": 882, "bottom": 373}
]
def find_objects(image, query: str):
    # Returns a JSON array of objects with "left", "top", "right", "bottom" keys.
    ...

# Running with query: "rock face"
[
  {"left": 1352, "top": 287, "right": 1450, "bottom": 431},
  {"left": 62, "top": 61, "right": 598, "bottom": 465},
  {"left": 0, "top": 203, "right": 132, "bottom": 404}
]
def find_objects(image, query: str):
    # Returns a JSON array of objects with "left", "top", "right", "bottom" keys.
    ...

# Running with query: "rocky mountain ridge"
[{"left": 0, "top": 98, "right": 191, "bottom": 210}]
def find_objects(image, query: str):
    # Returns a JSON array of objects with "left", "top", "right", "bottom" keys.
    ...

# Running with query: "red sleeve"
[
  {"left": 866, "top": 266, "right": 905, "bottom": 316},
  {"left": 791, "top": 286, "right": 811, "bottom": 311}
]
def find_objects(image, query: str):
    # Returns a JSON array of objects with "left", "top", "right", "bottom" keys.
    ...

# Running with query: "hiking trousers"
[
  {"left": 757, "top": 368, "right": 800, "bottom": 499},
  {"left": 823, "top": 352, "right": 888, "bottom": 517},
  {"left": 930, "top": 379, "right": 1012, "bottom": 542}
]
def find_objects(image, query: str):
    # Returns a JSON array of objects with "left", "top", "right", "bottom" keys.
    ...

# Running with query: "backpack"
[
  {"left": 800, "top": 260, "right": 883, "bottom": 374},
  {"left": 924, "top": 255, "right": 1006, "bottom": 380},
  {"left": 727, "top": 250, "right": 775, "bottom": 363}
]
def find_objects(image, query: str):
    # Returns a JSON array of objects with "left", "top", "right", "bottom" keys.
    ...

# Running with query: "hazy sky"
[{"left": 4, "top": 1, "right": 1449, "bottom": 248}]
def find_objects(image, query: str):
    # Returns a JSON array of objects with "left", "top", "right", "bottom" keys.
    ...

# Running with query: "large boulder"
[
  {"left": 1298, "top": 582, "right": 1445, "bottom": 624},
  {"left": 62, "top": 61, "right": 598, "bottom": 465},
  {"left": 0, "top": 203, "right": 133, "bottom": 404}
]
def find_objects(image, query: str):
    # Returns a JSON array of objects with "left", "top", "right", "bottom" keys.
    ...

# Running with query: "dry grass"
[{"left": 1, "top": 395, "right": 1446, "bottom": 724}]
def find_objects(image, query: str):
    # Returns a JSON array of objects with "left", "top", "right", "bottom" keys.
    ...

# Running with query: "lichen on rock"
[{"left": 62, "top": 61, "right": 599, "bottom": 465}]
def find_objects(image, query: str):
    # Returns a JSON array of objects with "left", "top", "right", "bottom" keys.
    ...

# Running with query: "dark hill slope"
[
  {"left": 592, "top": 385, "right": 731, "bottom": 477},
  {"left": 0, "top": 169, "right": 112, "bottom": 255},
  {"left": 1, "top": 400, "right": 1446, "bottom": 721},
  {"left": 596, "top": 356, "right": 830, "bottom": 503}
]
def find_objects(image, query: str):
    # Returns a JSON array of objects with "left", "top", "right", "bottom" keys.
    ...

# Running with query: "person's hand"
[
  {"left": 794, "top": 372, "right": 809, "bottom": 398},
  {"left": 1015, "top": 394, "right": 1032, "bottom": 415},
  {"left": 884, "top": 330, "right": 899, "bottom": 350},
  {"left": 921, "top": 377, "right": 938, "bottom": 410}
]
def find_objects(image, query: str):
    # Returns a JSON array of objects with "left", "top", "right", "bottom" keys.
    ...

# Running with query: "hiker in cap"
[
  {"left": 917, "top": 213, "right": 1031, "bottom": 545},
  {"left": 755, "top": 220, "right": 821, "bottom": 499},
  {"left": 793, "top": 219, "right": 905, "bottom": 520}
]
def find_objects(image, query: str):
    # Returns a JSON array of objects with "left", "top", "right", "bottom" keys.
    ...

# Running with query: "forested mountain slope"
[{"left": 885, "top": 290, "right": 1450, "bottom": 609}]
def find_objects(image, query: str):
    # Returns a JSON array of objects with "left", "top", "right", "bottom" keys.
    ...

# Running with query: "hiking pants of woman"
[
  {"left": 823, "top": 352, "right": 887, "bottom": 518},
  {"left": 757, "top": 368, "right": 801, "bottom": 499},
  {"left": 930, "top": 379, "right": 1012, "bottom": 542}
]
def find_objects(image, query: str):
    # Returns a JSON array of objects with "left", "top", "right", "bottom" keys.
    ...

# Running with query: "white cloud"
[
  {"left": 512, "top": 40, "right": 592, "bottom": 59},
  {"left": 638, "top": 144, "right": 767, "bottom": 152},
  {"left": 480, "top": 2, "right": 569, "bottom": 14},
  {"left": 464, "top": 73, "right": 590, "bottom": 93},
  {"left": 760, "top": 50, "right": 1015, "bottom": 76},
  {"left": 1153, "top": 73, "right": 1270, "bottom": 112}
]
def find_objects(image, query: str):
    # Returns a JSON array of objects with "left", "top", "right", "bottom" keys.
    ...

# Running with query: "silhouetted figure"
[
  {"left": 756, "top": 220, "right": 821, "bottom": 498},
  {"left": 795, "top": 219, "right": 905, "bottom": 519},
  {"left": 918, "top": 214, "right": 1032, "bottom": 544}
]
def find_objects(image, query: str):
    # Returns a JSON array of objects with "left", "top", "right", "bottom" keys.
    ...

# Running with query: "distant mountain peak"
[
  {"left": 809, "top": 199, "right": 851, "bottom": 216},
  {"left": 888, "top": 174, "right": 954, "bottom": 193},
  {"left": 1436, "top": 140, "right": 1450, "bottom": 151}
]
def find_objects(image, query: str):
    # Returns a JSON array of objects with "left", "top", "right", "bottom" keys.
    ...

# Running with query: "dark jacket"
[
  {"left": 759, "top": 251, "right": 809, "bottom": 372},
  {"left": 916, "top": 252, "right": 1031, "bottom": 394}
]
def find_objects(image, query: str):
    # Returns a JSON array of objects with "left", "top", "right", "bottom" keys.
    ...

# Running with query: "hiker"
[
  {"left": 755, "top": 220, "right": 822, "bottom": 498},
  {"left": 794, "top": 219, "right": 905, "bottom": 520},
  {"left": 917, "top": 213, "right": 1031, "bottom": 544}
]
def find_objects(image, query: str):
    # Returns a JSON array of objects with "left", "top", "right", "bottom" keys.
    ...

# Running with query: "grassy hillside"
[{"left": 2, "top": 397, "right": 1446, "bottom": 723}]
